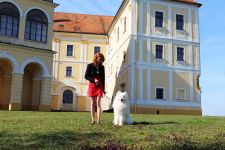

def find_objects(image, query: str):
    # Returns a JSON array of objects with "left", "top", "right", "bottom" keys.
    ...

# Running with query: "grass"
[{"left": 0, "top": 111, "right": 225, "bottom": 150}]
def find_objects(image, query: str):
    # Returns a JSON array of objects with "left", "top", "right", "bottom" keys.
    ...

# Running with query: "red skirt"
[{"left": 88, "top": 76, "right": 103, "bottom": 97}]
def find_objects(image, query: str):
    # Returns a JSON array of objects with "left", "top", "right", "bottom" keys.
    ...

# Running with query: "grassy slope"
[{"left": 0, "top": 111, "right": 225, "bottom": 150}]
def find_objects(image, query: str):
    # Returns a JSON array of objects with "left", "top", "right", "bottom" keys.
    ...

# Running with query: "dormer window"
[
  {"left": 25, "top": 9, "right": 48, "bottom": 43},
  {"left": 0, "top": 2, "right": 20, "bottom": 38}
]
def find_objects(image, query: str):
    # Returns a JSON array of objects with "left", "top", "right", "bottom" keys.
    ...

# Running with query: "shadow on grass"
[
  {"left": 160, "top": 141, "right": 225, "bottom": 150},
  {"left": 133, "top": 121, "right": 180, "bottom": 126},
  {"left": 0, "top": 130, "right": 106, "bottom": 149},
  {"left": 160, "top": 133, "right": 225, "bottom": 150}
]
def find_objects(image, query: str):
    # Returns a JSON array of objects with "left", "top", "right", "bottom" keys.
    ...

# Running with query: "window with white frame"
[
  {"left": 177, "top": 89, "right": 185, "bottom": 100},
  {"left": 117, "top": 27, "right": 119, "bottom": 41},
  {"left": 123, "top": 17, "right": 126, "bottom": 33},
  {"left": 155, "top": 11, "right": 163, "bottom": 27},
  {"left": 155, "top": 88, "right": 164, "bottom": 99},
  {"left": 177, "top": 47, "right": 184, "bottom": 61},
  {"left": 176, "top": 14, "right": 184, "bottom": 30},
  {"left": 67, "top": 45, "right": 73, "bottom": 56},
  {"left": 155, "top": 45, "right": 163, "bottom": 59},
  {"left": 66, "top": 66, "right": 72, "bottom": 77},
  {"left": 94, "top": 46, "right": 101, "bottom": 55}
]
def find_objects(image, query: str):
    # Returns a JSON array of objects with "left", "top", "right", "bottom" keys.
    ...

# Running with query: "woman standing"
[{"left": 85, "top": 53, "right": 105, "bottom": 124}]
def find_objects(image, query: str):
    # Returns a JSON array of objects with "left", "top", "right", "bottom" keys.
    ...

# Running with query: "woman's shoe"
[
  {"left": 96, "top": 121, "right": 100, "bottom": 124},
  {"left": 91, "top": 121, "right": 95, "bottom": 125}
]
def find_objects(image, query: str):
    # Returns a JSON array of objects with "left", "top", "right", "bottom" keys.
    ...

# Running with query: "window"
[
  {"left": 123, "top": 17, "right": 126, "bottom": 33},
  {"left": 123, "top": 51, "right": 126, "bottom": 63},
  {"left": 67, "top": 45, "right": 73, "bottom": 56},
  {"left": 197, "top": 75, "right": 201, "bottom": 90},
  {"left": 63, "top": 90, "right": 73, "bottom": 104},
  {"left": 94, "top": 46, "right": 100, "bottom": 55},
  {"left": 155, "top": 45, "right": 163, "bottom": 59},
  {"left": 117, "top": 27, "right": 119, "bottom": 41},
  {"left": 25, "top": 9, "right": 48, "bottom": 43},
  {"left": 177, "top": 47, "right": 184, "bottom": 61},
  {"left": 156, "top": 88, "right": 164, "bottom": 99},
  {"left": 66, "top": 67, "right": 72, "bottom": 77},
  {"left": 155, "top": 11, "right": 163, "bottom": 27},
  {"left": 0, "top": 2, "right": 20, "bottom": 37},
  {"left": 177, "top": 89, "right": 185, "bottom": 100},
  {"left": 176, "top": 14, "right": 184, "bottom": 30}
]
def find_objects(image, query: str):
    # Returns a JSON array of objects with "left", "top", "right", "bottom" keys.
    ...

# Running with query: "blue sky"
[{"left": 54, "top": 0, "right": 225, "bottom": 116}]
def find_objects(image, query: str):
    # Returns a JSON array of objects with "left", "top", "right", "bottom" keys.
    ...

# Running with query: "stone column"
[
  {"left": 31, "top": 77, "right": 41, "bottom": 110},
  {"left": 39, "top": 77, "right": 52, "bottom": 111},
  {"left": 2, "top": 74, "right": 12, "bottom": 109},
  {"left": 9, "top": 73, "right": 23, "bottom": 111},
  {"left": 18, "top": 17, "right": 25, "bottom": 44}
]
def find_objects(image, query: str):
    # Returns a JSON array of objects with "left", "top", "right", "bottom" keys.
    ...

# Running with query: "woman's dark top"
[{"left": 85, "top": 63, "right": 105, "bottom": 90}]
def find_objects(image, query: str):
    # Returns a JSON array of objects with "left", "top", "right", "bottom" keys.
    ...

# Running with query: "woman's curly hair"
[{"left": 93, "top": 53, "right": 105, "bottom": 66}]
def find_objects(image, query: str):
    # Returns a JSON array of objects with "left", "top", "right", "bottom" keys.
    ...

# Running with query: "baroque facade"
[{"left": 52, "top": 0, "right": 202, "bottom": 115}]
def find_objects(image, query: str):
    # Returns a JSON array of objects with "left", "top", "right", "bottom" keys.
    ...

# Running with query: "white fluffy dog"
[{"left": 113, "top": 91, "right": 133, "bottom": 126}]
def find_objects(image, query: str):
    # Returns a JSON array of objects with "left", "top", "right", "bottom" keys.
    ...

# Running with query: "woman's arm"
[
  {"left": 85, "top": 64, "right": 95, "bottom": 83},
  {"left": 102, "top": 65, "right": 105, "bottom": 91}
]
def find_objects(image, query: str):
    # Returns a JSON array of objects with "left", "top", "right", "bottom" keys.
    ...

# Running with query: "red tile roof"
[{"left": 53, "top": 12, "right": 114, "bottom": 35}]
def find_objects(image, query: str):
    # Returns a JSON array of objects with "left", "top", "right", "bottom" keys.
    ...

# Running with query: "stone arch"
[
  {"left": 0, "top": 56, "right": 13, "bottom": 110},
  {"left": 0, "top": 0, "right": 23, "bottom": 16},
  {"left": 0, "top": 51, "right": 20, "bottom": 73},
  {"left": 24, "top": 7, "right": 52, "bottom": 24},
  {"left": 20, "top": 57, "right": 50, "bottom": 77},
  {"left": 55, "top": 82, "right": 82, "bottom": 96}
]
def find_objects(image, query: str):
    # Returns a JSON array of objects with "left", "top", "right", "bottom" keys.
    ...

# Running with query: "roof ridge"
[{"left": 54, "top": 12, "right": 114, "bottom": 17}]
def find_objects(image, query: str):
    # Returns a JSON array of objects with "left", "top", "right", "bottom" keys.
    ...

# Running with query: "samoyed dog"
[{"left": 113, "top": 91, "right": 133, "bottom": 126}]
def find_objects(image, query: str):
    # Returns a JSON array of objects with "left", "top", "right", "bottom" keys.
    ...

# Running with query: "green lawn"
[{"left": 0, "top": 111, "right": 225, "bottom": 150}]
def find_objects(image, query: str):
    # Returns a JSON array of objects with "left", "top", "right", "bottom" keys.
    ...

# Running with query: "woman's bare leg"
[
  {"left": 90, "top": 97, "right": 97, "bottom": 123},
  {"left": 96, "top": 97, "right": 102, "bottom": 123}
]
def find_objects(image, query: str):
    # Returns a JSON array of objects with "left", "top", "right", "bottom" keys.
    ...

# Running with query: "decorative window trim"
[{"left": 176, "top": 88, "right": 187, "bottom": 101}]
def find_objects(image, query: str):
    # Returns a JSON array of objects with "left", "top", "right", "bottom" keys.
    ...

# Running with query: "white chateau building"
[{"left": 52, "top": 0, "right": 202, "bottom": 115}]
